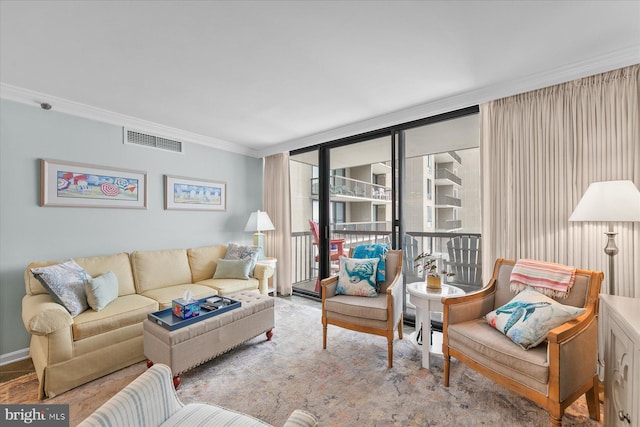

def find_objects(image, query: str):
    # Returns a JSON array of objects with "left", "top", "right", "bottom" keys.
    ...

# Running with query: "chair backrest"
[
  {"left": 309, "top": 220, "right": 320, "bottom": 245},
  {"left": 349, "top": 247, "right": 403, "bottom": 294},
  {"left": 402, "top": 234, "right": 421, "bottom": 282},
  {"left": 491, "top": 259, "right": 602, "bottom": 311},
  {"left": 445, "top": 236, "right": 482, "bottom": 289}
]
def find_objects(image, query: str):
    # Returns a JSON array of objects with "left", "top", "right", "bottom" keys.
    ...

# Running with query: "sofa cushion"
[
  {"left": 213, "top": 258, "right": 252, "bottom": 280},
  {"left": 141, "top": 284, "right": 218, "bottom": 309},
  {"left": 31, "top": 260, "right": 92, "bottom": 317},
  {"left": 196, "top": 278, "right": 259, "bottom": 296},
  {"left": 72, "top": 294, "right": 158, "bottom": 341},
  {"left": 131, "top": 249, "right": 193, "bottom": 293},
  {"left": 85, "top": 271, "right": 119, "bottom": 311},
  {"left": 187, "top": 245, "right": 228, "bottom": 282},
  {"left": 75, "top": 253, "right": 136, "bottom": 296}
]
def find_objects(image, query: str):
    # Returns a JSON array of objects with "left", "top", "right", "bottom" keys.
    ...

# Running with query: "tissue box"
[{"left": 172, "top": 298, "right": 200, "bottom": 319}]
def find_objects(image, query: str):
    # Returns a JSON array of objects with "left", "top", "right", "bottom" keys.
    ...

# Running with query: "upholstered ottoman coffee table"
[{"left": 143, "top": 291, "right": 275, "bottom": 386}]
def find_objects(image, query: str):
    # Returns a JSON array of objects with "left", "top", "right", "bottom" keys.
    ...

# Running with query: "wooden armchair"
[
  {"left": 442, "top": 258, "right": 603, "bottom": 426},
  {"left": 321, "top": 249, "right": 403, "bottom": 368},
  {"left": 309, "top": 220, "right": 347, "bottom": 291}
]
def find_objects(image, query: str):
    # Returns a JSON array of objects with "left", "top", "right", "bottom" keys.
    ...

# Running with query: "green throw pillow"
[
  {"left": 213, "top": 258, "right": 252, "bottom": 280},
  {"left": 86, "top": 271, "right": 119, "bottom": 311}
]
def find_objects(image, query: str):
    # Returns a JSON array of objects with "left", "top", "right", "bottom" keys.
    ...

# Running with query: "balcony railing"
[
  {"left": 311, "top": 176, "right": 391, "bottom": 201},
  {"left": 437, "top": 219, "right": 462, "bottom": 231},
  {"left": 435, "top": 168, "right": 462, "bottom": 186},
  {"left": 435, "top": 194, "right": 462, "bottom": 207},
  {"left": 291, "top": 230, "right": 481, "bottom": 294}
]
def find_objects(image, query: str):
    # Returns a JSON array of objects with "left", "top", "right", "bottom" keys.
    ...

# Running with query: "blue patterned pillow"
[
  {"left": 352, "top": 243, "right": 388, "bottom": 285},
  {"left": 224, "top": 243, "right": 261, "bottom": 276},
  {"left": 485, "top": 287, "right": 586, "bottom": 350},
  {"left": 336, "top": 257, "right": 379, "bottom": 297},
  {"left": 31, "top": 260, "right": 92, "bottom": 317}
]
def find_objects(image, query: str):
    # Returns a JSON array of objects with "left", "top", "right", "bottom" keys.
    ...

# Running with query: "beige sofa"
[{"left": 21, "top": 244, "right": 273, "bottom": 399}]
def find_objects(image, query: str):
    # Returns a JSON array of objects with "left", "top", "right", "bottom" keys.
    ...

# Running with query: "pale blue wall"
[{"left": 0, "top": 99, "right": 263, "bottom": 357}]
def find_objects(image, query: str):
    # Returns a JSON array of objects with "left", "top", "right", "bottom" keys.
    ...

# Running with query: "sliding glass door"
[{"left": 289, "top": 107, "right": 480, "bottom": 308}]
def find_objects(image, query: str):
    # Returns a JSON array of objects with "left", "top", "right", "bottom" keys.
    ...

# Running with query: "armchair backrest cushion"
[
  {"left": 493, "top": 261, "right": 591, "bottom": 310},
  {"left": 379, "top": 250, "right": 402, "bottom": 294}
]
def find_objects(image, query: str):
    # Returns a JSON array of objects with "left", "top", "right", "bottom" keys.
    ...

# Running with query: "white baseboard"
[{"left": 0, "top": 348, "right": 30, "bottom": 366}]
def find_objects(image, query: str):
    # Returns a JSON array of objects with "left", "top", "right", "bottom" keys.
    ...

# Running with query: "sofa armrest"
[
  {"left": 282, "top": 409, "right": 318, "bottom": 427},
  {"left": 253, "top": 264, "right": 274, "bottom": 294},
  {"left": 78, "top": 364, "right": 183, "bottom": 427},
  {"left": 22, "top": 294, "right": 72, "bottom": 336}
]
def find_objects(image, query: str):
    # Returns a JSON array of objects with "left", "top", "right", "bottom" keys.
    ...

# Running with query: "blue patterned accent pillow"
[
  {"left": 224, "top": 243, "right": 261, "bottom": 276},
  {"left": 485, "top": 287, "right": 586, "bottom": 350},
  {"left": 352, "top": 243, "right": 388, "bottom": 287},
  {"left": 31, "top": 260, "right": 92, "bottom": 317},
  {"left": 336, "top": 257, "right": 379, "bottom": 297}
]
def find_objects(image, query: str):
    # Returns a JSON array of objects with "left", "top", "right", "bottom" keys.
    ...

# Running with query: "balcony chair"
[
  {"left": 321, "top": 249, "right": 403, "bottom": 368},
  {"left": 431, "top": 235, "right": 483, "bottom": 339},
  {"left": 309, "top": 220, "right": 347, "bottom": 291},
  {"left": 442, "top": 258, "right": 602, "bottom": 426}
]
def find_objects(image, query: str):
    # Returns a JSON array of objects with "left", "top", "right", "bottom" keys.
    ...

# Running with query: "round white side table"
[{"left": 407, "top": 282, "right": 464, "bottom": 369}]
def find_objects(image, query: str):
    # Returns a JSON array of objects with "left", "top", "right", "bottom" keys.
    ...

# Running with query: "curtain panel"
[
  {"left": 481, "top": 64, "right": 639, "bottom": 298},
  {"left": 263, "top": 152, "right": 293, "bottom": 296}
]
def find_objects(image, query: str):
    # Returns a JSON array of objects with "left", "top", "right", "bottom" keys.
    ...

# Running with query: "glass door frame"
[{"left": 290, "top": 105, "right": 479, "bottom": 300}]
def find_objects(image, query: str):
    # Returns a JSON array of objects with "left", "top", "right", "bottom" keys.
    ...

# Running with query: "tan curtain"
[
  {"left": 263, "top": 152, "right": 293, "bottom": 296},
  {"left": 481, "top": 64, "right": 640, "bottom": 298}
]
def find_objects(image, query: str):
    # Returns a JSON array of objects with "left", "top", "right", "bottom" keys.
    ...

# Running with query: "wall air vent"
[{"left": 124, "top": 128, "right": 183, "bottom": 153}]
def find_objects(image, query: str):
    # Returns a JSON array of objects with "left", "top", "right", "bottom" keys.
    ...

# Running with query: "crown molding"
[
  {"left": 0, "top": 83, "right": 260, "bottom": 158},
  {"left": 257, "top": 45, "right": 640, "bottom": 158},
  {"left": 3, "top": 44, "right": 638, "bottom": 160}
]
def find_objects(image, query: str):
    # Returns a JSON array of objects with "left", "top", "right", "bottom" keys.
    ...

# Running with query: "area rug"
[{"left": 1, "top": 297, "right": 601, "bottom": 426}]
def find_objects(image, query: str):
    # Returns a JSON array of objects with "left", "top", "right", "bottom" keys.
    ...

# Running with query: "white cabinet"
[{"left": 600, "top": 294, "right": 640, "bottom": 426}]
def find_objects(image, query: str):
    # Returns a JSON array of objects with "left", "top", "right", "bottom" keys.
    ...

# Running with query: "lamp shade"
[
  {"left": 569, "top": 180, "right": 640, "bottom": 222},
  {"left": 244, "top": 210, "right": 275, "bottom": 233}
]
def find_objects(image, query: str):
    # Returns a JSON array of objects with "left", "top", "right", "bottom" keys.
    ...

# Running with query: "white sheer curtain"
[
  {"left": 263, "top": 152, "right": 293, "bottom": 296},
  {"left": 481, "top": 64, "right": 639, "bottom": 298}
]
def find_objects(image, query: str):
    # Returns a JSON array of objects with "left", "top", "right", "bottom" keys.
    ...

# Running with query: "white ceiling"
[{"left": 1, "top": 1, "right": 638, "bottom": 158}]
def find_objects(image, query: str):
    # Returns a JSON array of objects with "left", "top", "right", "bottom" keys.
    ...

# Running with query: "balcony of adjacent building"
[
  {"left": 434, "top": 193, "right": 461, "bottom": 207},
  {"left": 311, "top": 176, "right": 392, "bottom": 205},
  {"left": 434, "top": 167, "right": 462, "bottom": 186}
]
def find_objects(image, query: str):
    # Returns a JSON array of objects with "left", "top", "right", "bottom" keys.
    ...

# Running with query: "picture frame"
[
  {"left": 41, "top": 159, "right": 147, "bottom": 209},
  {"left": 164, "top": 175, "right": 226, "bottom": 211}
]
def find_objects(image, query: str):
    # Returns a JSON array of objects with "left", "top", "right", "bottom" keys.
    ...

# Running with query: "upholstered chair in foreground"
[
  {"left": 442, "top": 258, "right": 603, "bottom": 427},
  {"left": 321, "top": 249, "right": 403, "bottom": 368},
  {"left": 78, "top": 363, "right": 317, "bottom": 427}
]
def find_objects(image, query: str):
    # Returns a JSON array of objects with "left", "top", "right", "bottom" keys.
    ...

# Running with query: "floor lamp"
[
  {"left": 244, "top": 210, "right": 275, "bottom": 260},
  {"left": 569, "top": 180, "right": 640, "bottom": 295}
]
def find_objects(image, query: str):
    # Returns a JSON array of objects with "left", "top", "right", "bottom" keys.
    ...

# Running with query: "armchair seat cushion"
[
  {"left": 448, "top": 319, "right": 549, "bottom": 393},
  {"left": 325, "top": 294, "right": 388, "bottom": 321}
]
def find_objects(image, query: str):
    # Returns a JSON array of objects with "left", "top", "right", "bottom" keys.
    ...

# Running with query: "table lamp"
[
  {"left": 244, "top": 210, "right": 275, "bottom": 260},
  {"left": 569, "top": 180, "right": 640, "bottom": 294}
]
